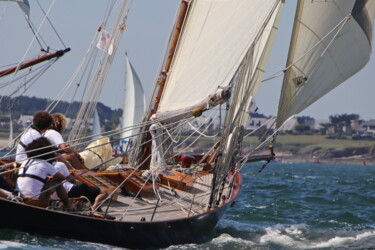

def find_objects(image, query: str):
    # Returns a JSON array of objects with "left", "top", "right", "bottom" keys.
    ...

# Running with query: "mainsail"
[
  {"left": 156, "top": 0, "right": 285, "bottom": 114},
  {"left": 133, "top": 0, "right": 285, "bottom": 206},
  {"left": 121, "top": 53, "right": 146, "bottom": 150},
  {"left": 276, "top": 0, "right": 375, "bottom": 129}
]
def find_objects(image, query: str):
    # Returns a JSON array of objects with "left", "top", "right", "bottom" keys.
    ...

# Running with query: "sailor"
[
  {"left": 50, "top": 161, "right": 110, "bottom": 215},
  {"left": 15, "top": 111, "right": 74, "bottom": 190},
  {"left": 16, "top": 111, "right": 53, "bottom": 162},
  {"left": 44, "top": 113, "right": 87, "bottom": 170},
  {"left": 16, "top": 137, "right": 73, "bottom": 211}
]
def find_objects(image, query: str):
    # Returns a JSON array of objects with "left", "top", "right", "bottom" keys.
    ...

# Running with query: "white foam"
[
  {"left": 0, "top": 241, "right": 27, "bottom": 249},
  {"left": 259, "top": 225, "right": 306, "bottom": 247},
  {"left": 167, "top": 243, "right": 199, "bottom": 249},
  {"left": 258, "top": 225, "right": 375, "bottom": 249},
  {"left": 244, "top": 204, "right": 267, "bottom": 209},
  {"left": 211, "top": 233, "right": 256, "bottom": 247},
  {"left": 314, "top": 230, "right": 375, "bottom": 248}
]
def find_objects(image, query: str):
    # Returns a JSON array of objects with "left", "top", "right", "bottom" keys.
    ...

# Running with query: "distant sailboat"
[
  {"left": 8, "top": 113, "right": 13, "bottom": 146},
  {"left": 120, "top": 53, "right": 146, "bottom": 152},
  {"left": 1, "top": 113, "right": 14, "bottom": 152},
  {"left": 92, "top": 108, "right": 101, "bottom": 140}
]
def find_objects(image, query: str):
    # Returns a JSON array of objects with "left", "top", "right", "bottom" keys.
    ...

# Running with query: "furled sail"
[
  {"left": 121, "top": 53, "right": 146, "bottom": 150},
  {"left": 156, "top": 0, "right": 285, "bottom": 114},
  {"left": 276, "top": 0, "right": 375, "bottom": 129}
]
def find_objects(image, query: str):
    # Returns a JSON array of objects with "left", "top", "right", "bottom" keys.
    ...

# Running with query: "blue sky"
[{"left": 1, "top": 0, "right": 374, "bottom": 120}]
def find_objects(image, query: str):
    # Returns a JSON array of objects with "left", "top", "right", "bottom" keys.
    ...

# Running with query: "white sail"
[
  {"left": 212, "top": 0, "right": 284, "bottom": 194},
  {"left": 276, "top": 0, "right": 375, "bottom": 128},
  {"left": 8, "top": 114, "right": 13, "bottom": 143},
  {"left": 92, "top": 108, "right": 101, "bottom": 140},
  {"left": 121, "top": 53, "right": 146, "bottom": 150},
  {"left": 229, "top": 1, "right": 284, "bottom": 129},
  {"left": 157, "top": 0, "right": 282, "bottom": 113}
]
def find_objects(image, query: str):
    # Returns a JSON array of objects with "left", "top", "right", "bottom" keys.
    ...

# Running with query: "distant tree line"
[{"left": 0, "top": 96, "right": 122, "bottom": 131}]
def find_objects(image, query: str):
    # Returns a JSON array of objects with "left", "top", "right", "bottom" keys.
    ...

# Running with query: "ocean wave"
[
  {"left": 0, "top": 240, "right": 53, "bottom": 249},
  {"left": 244, "top": 204, "right": 268, "bottom": 209},
  {"left": 210, "top": 233, "right": 256, "bottom": 247},
  {"left": 0, "top": 241, "right": 27, "bottom": 249},
  {"left": 206, "top": 222, "right": 375, "bottom": 249},
  {"left": 313, "top": 230, "right": 375, "bottom": 249},
  {"left": 256, "top": 225, "right": 375, "bottom": 249},
  {"left": 167, "top": 234, "right": 256, "bottom": 250}
]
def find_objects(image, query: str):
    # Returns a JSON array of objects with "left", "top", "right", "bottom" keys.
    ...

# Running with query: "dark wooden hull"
[{"left": 0, "top": 173, "right": 242, "bottom": 249}]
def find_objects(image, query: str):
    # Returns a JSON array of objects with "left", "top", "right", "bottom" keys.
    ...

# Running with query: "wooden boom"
[{"left": 0, "top": 48, "right": 71, "bottom": 78}]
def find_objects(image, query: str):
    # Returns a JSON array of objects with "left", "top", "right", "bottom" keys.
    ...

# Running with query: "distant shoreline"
[
  {"left": 2, "top": 139, "right": 374, "bottom": 166},
  {"left": 275, "top": 153, "right": 375, "bottom": 166}
]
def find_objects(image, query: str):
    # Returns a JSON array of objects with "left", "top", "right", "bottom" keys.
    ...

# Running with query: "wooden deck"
[
  {"left": 0, "top": 165, "right": 232, "bottom": 223},
  {"left": 103, "top": 171, "right": 214, "bottom": 222}
]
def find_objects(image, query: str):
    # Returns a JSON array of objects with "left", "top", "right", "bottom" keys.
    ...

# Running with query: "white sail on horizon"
[
  {"left": 8, "top": 113, "right": 13, "bottom": 143},
  {"left": 92, "top": 108, "right": 101, "bottom": 140},
  {"left": 121, "top": 53, "right": 146, "bottom": 151}
]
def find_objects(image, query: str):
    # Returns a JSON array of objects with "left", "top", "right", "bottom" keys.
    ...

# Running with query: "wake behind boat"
[{"left": 0, "top": 0, "right": 374, "bottom": 249}]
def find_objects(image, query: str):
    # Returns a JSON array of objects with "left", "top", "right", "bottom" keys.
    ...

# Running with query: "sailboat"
[
  {"left": 92, "top": 108, "right": 101, "bottom": 140},
  {"left": 120, "top": 53, "right": 146, "bottom": 153},
  {"left": 6, "top": 113, "right": 13, "bottom": 151},
  {"left": 0, "top": 0, "right": 374, "bottom": 249}
]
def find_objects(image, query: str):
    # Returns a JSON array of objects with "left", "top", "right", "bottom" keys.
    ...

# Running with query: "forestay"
[
  {"left": 157, "top": 0, "right": 283, "bottom": 113},
  {"left": 226, "top": 1, "right": 283, "bottom": 131},
  {"left": 276, "top": 0, "right": 375, "bottom": 128},
  {"left": 210, "top": 0, "right": 283, "bottom": 206}
]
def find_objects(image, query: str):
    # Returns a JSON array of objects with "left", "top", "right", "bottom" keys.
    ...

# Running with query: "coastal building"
[
  {"left": 245, "top": 117, "right": 274, "bottom": 132},
  {"left": 357, "top": 119, "right": 375, "bottom": 135},
  {"left": 17, "top": 115, "right": 33, "bottom": 128}
]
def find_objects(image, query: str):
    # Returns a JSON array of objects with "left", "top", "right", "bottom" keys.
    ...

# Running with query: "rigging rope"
[
  {"left": 68, "top": 0, "right": 130, "bottom": 144},
  {"left": 35, "top": 0, "right": 68, "bottom": 49},
  {"left": 261, "top": 14, "right": 351, "bottom": 84}
]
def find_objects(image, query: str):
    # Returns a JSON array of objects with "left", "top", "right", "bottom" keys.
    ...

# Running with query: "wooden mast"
[
  {"left": 135, "top": 0, "right": 191, "bottom": 169},
  {"left": 149, "top": 0, "right": 190, "bottom": 116},
  {"left": 0, "top": 48, "right": 71, "bottom": 78}
]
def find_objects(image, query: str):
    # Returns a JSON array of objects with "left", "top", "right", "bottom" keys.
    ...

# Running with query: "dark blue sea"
[{"left": 0, "top": 161, "right": 374, "bottom": 249}]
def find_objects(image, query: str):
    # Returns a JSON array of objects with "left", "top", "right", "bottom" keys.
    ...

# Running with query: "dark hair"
[
  {"left": 33, "top": 111, "right": 53, "bottom": 130},
  {"left": 25, "top": 137, "right": 55, "bottom": 161}
]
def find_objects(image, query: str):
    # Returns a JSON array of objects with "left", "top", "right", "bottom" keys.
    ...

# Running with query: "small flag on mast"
[{"left": 96, "top": 29, "right": 114, "bottom": 55}]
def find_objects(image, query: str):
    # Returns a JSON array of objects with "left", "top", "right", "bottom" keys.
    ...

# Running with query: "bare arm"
[{"left": 52, "top": 172, "right": 66, "bottom": 182}]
